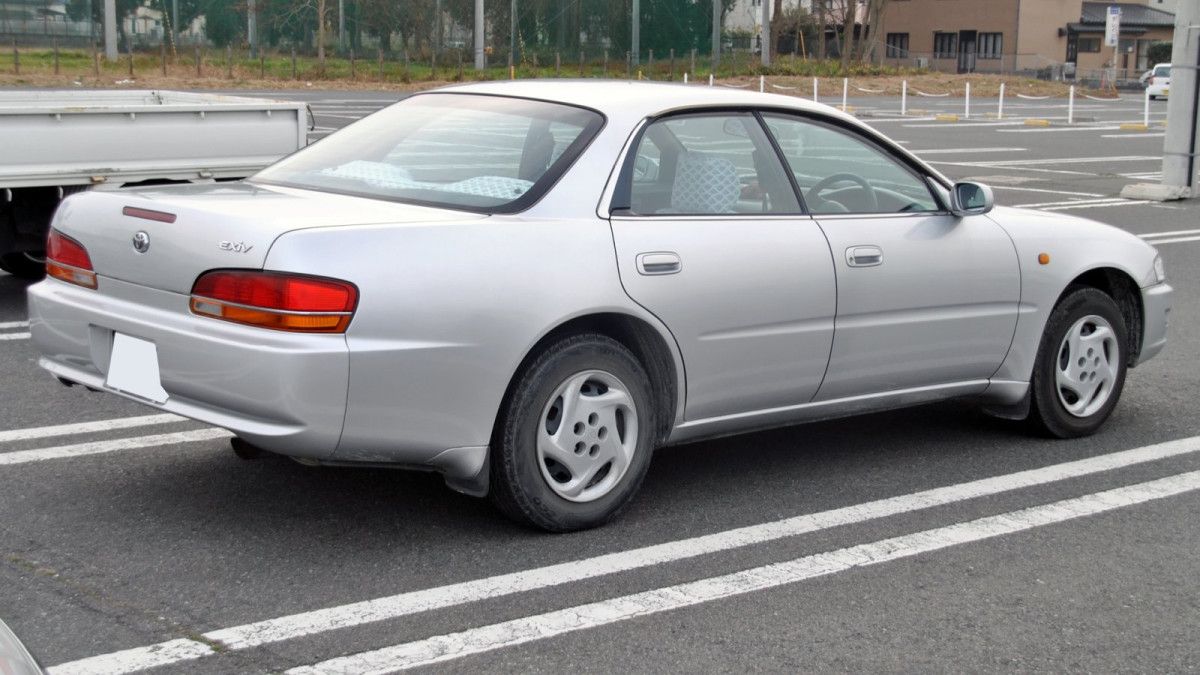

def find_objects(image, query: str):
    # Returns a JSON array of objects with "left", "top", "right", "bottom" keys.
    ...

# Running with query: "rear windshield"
[
  {"left": 252, "top": 93, "right": 604, "bottom": 213},
  {"left": 1155, "top": 65, "right": 1170, "bottom": 76}
]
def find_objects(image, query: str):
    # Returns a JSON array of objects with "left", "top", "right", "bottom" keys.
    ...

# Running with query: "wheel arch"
[
  {"left": 495, "top": 312, "right": 681, "bottom": 448},
  {"left": 1060, "top": 266, "right": 1144, "bottom": 366}
]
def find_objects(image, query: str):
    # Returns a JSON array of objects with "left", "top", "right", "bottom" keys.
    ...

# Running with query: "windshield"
[{"left": 253, "top": 93, "right": 604, "bottom": 213}]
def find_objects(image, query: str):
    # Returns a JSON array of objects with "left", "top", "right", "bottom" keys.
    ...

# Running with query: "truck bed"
[{"left": 0, "top": 90, "right": 309, "bottom": 188}]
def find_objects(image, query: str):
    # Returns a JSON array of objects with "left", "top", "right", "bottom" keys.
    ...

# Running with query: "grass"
[{"left": 0, "top": 47, "right": 1095, "bottom": 99}]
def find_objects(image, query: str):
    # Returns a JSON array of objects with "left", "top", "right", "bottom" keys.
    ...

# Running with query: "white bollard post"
[
  {"left": 709, "top": 73, "right": 714, "bottom": 86},
  {"left": 813, "top": 77, "right": 818, "bottom": 102},
  {"left": 965, "top": 82, "right": 970, "bottom": 119},
  {"left": 998, "top": 82, "right": 1005, "bottom": 119},
  {"left": 842, "top": 77, "right": 848, "bottom": 110},
  {"left": 684, "top": 73, "right": 688, "bottom": 84},
  {"left": 901, "top": 80, "right": 907, "bottom": 116},
  {"left": 1068, "top": 85, "right": 1075, "bottom": 124},
  {"left": 1144, "top": 87, "right": 1150, "bottom": 126},
  {"left": 760, "top": 75, "right": 765, "bottom": 93}
]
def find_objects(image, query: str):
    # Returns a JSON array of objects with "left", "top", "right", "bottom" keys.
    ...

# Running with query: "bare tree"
[
  {"left": 855, "top": 0, "right": 886, "bottom": 62},
  {"left": 769, "top": 0, "right": 782, "bottom": 61},
  {"left": 817, "top": 0, "right": 826, "bottom": 60}
]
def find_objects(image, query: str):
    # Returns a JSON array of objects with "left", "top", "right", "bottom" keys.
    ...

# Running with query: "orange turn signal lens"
[{"left": 1038, "top": 253, "right": 1051, "bottom": 265}]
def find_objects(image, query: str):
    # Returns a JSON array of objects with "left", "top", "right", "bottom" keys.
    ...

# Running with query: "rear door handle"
[
  {"left": 846, "top": 246, "right": 883, "bottom": 267},
  {"left": 636, "top": 252, "right": 682, "bottom": 275}
]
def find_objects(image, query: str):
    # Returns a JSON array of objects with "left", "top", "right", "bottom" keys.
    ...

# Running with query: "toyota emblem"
[{"left": 132, "top": 231, "right": 150, "bottom": 254}]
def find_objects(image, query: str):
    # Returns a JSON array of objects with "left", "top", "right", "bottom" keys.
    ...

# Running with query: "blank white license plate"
[{"left": 106, "top": 333, "right": 169, "bottom": 404}]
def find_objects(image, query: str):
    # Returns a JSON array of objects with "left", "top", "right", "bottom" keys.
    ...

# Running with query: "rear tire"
[
  {"left": 0, "top": 252, "right": 45, "bottom": 280},
  {"left": 1028, "top": 287, "right": 1127, "bottom": 438},
  {"left": 490, "top": 334, "right": 656, "bottom": 532}
]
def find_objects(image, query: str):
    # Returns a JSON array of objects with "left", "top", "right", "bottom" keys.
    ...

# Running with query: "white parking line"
[
  {"left": 998, "top": 126, "right": 1125, "bottom": 133},
  {"left": 989, "top": 186, "right": 1103, "bottom": 197},
  {"left": 46, "top": 435, "right": 1200, "bottom": 675},
  {"left": 1041, "top": 201, "right": 1151, "bottom": 211},
  {"left": 907, "top": 147, "right": 1028, "bottom": 155},
  {"left": 0, "top": 429, "right": 232, "bottom": 465},
  {"left": 0, "top": 413, "right": 185, "bottom": 444},
  {"left": 288, "top": 471, "right": 1200, "bottom": 674},
  {"left": 1141, "top": 228, "right": 1200, "bottom": 239},
  {"left": 1013, "top": 198, "right": 1129, "bottom": 208},
  {"left": 0, "top": 320, "right": 30, "bottom": 329},
  {"left": 1142, "top": 235, "right": 1200, "bottom": 245},
  {"left": 0, "top": 333, "right": 30, "bottom": 340}
]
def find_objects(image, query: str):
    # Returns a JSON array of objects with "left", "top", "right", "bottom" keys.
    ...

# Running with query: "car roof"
[{"left": 424, "top": 79, "right": 856, "bottom": 125}]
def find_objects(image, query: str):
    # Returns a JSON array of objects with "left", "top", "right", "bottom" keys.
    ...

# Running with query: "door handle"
[
  {"left": 846, "top": 246, "right": 883, "bottom": 267},
  {"left": 636, "top": 252, "right": 682, "bottom": 276}
]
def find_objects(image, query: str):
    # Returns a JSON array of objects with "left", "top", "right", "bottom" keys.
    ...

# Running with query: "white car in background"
[{"left": 1146, "top": 63, "right": 1171, "bottom": 99}]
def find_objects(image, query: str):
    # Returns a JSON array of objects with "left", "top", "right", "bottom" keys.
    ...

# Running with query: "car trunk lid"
[{"left": 50, "top": 181, "right": 480, "bottom": 295}]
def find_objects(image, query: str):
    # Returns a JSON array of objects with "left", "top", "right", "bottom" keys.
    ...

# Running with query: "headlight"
[{"left": 1154, "top": 255, "right": 1166, "bottom": 283}]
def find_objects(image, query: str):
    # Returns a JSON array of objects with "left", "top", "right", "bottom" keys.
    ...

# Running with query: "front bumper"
[
  {"left": 28, "top": 276, "right": 350, "bottom": 459},
  {"left": 1136, "top": 281, "right": 1172, "bottom": 366}
]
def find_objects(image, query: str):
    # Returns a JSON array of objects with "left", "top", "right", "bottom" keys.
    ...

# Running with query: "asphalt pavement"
[{"left": 1, "top": 88, "right": 1198, "bottom": 674}]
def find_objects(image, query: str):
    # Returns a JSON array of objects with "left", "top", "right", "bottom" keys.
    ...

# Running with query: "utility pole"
[
  {"left": 247, "top": 0, "right": 257, "bottom": 59},
  {"left": 474, "top": 0, "right": 485, "bottom": 70},
  {"left": 1121, "top": 3, "right": 1199, "bottom": 201},
  {"left": 171, "top": 0, "right": 178, "bottom": 51},
  {"left": 711, "top": 0, "right": 720, "bottom": 67},
  {"left": 510, "top": 0, "right": 516, "bottom": 66},
  {"left": 632, "top": 0, "right": 639, "bottom": 65},
  {"left": 760, "top": 0, "right": 770, "bottom": 66},
  {"left": 104, "top": 0, "right": 116, "bottom": 60}
]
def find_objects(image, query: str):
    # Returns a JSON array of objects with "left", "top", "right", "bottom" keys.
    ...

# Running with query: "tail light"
[
  {"left": 46, "top": 229, "right": 97, "bottom": 289},
  {"left": 190, "top": 270, "right": 358, "bottom": 333}
]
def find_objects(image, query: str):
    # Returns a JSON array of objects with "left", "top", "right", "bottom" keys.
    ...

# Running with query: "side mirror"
[{"left": 950, "top": 181, "right": 994, "bottom": 217}]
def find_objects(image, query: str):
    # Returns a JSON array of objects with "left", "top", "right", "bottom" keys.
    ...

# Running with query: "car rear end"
[
  {"left": 1147, "top": 64, "right": 1171, "bottom": 99},
  {"left": 28, "top": 184, "right": 443, "bottom": 459}
]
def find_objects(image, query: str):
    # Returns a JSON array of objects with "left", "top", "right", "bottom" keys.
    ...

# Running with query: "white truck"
[{"left": 1, "top": 90, "right": 310, "bottom": 278}]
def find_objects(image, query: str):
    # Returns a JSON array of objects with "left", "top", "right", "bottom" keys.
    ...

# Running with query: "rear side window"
[{"left": 625, "top": 113, "right": 801, "bottom": 216}]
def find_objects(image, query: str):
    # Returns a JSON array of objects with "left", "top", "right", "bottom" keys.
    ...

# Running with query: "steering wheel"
[{"left": 806, "top": 172, "right": 877, "bottom": 213}]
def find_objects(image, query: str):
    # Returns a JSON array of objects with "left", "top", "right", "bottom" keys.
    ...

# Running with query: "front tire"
[
  {"left": 1028, "top": 287, "right": 1127, "bottom": 438},
  {"left": 491, "top": 334, "right": 656, "bottom": 532}
]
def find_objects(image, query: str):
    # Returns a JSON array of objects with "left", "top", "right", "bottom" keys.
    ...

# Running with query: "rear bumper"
[
  {"left": 28, "top": 276, "right": 349, "bottom": 459},
  {"left": 1136, "top": 281, "right": 1172, "bottom": 366}
]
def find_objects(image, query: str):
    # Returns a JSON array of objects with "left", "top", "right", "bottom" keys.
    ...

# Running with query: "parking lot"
[{"left": 2, "top": 88, "right": 1198, "bottom": 673}]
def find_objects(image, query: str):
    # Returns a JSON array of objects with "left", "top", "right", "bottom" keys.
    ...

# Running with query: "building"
[{"left": 877, "top": 0, "right": 1174, "bottom": 79}]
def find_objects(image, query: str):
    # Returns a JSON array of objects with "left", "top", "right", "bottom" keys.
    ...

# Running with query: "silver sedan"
[{"left": 28, "top": 81, "right": 1172, "bottom": 531}]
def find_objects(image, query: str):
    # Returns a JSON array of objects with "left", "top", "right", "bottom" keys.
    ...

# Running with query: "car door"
[
  {"left": 761, "top": 113, "right": 1021, "bottom": 401},
  {"left": 608, "top": 112, "right": 836, "bottom": 421}
]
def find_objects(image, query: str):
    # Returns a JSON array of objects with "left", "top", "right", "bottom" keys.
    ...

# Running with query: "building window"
[
  {"left": 933, "top": 32, "right": 957, "bottom": 59},
  {"left": 1078, "top": 37, "right": 1101, "bottom": 53},
  {"left": 886, "top": 33, "right": 909, "bottom": 58},
  {"left": 978, "top": 32, "right": 1002, "bottom": 59}
]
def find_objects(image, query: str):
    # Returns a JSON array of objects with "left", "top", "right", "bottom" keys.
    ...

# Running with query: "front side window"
[
  {"left": 762, "top": 114, "right": 940, "bottom": 215},
  {"left": 253, "top": 94, "right": 603, "bottom": 213},
  {"left": 625, "top": 113, "right": 800, "bottom": 216}
]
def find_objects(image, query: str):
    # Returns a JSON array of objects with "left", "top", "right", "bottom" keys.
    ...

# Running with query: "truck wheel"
[
  {"left": 0, "top": 253, "right": 45, "bottom": 280},
  {"left": 490, "top": 334, "right": 656, "bottom": 532}
]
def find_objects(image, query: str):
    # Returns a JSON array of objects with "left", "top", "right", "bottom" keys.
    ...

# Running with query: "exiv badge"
[{"left": 219, "top": 240, "right": 254, "bottom": 253}]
